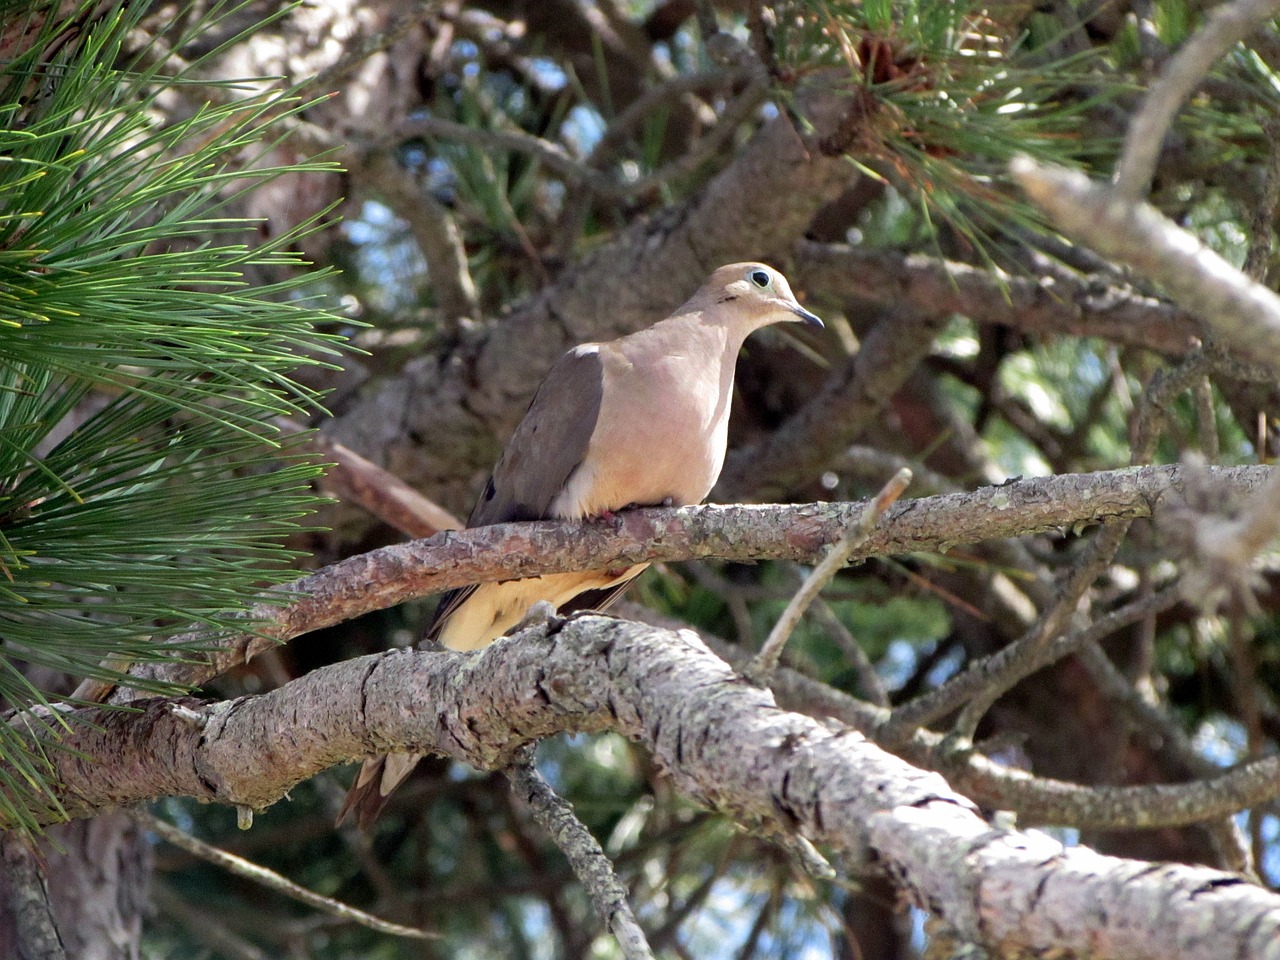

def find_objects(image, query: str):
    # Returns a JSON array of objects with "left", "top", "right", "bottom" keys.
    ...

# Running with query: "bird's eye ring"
[{"left": 749, "top": 270, "right": 771, "bottom": 288}]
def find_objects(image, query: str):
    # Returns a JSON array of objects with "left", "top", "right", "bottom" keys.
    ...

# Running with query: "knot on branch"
[{"left": 1159, "top": 454, "right": 1269, "bottom": 616}]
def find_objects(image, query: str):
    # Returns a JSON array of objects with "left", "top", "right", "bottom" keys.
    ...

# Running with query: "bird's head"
[{"left": 692, "top": 262, "right": 823, "bottom": 334}]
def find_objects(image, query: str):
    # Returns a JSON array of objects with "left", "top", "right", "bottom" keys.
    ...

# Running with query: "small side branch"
[
  {"left": 746, "top": 469, "right": 911, "bottom": 684},
  {"left": 136, "top": 811, "right": 434, "bottom": 942},
  {"left": 506, "top": 749, "right": 654, "bottom": 960},
  {"left": 878, "top": 584, "right": 1182, "bottom": 745}
]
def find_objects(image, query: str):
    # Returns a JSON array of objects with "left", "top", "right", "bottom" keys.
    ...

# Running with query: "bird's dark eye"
[{"left": 750, "top": 270, "right": 771, "bottom": 288}]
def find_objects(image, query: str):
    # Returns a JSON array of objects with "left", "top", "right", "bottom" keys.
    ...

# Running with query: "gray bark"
[{"left": 15, "top": 617, "right": 1280, "bottom": 960}]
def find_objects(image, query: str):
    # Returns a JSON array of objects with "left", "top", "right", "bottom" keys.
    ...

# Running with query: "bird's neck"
[{"left": 640, "top": 313, "right": 745, "bottom": 370}]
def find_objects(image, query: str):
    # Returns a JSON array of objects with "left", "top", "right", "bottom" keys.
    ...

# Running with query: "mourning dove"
[{"left": 338, "top": 262, "right": 821, "bottom": 827}]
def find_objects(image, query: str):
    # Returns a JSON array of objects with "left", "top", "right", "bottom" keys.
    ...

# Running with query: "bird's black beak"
[{"left": 790, "top": 304, "right": 823, "bottom": 329}]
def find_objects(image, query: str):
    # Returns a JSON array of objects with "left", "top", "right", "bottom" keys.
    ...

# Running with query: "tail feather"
[
  {"left": 339, "top": 569, "right": 642, "bottom": 829},
  {"left": 336, "top": 753, "right": 422, "bottom": 829}
]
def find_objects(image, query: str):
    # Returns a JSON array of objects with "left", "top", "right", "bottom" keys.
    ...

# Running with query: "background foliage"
[
  {"left": 0, "top": 1, "right": 341, "bottom": 831},
  {"left": 4, "top": 0, "right": 1280, "bottom": 958}
]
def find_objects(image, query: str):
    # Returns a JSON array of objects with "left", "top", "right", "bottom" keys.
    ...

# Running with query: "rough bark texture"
[
  {"left": 17, "top": 617, "right": 1280, "bottom": 960},
  {"left": 41, "top": 816, "right": 150, "bottom": 960},
  {"left": 108, "top": 465, "right": 1273, "bottom": 695},
  {"left": 0, "top": 835, "right": 67, "bottom": 960}
]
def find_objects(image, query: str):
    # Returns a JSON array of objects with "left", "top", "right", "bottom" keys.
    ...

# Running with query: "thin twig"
[
  {"left": 394, "top": 114, "right": 615, "bottom": 189},
  {"left": 135, "top": 811, "right": 436, "bottom": 941},
  {"left": 596, "top": 67, "right": 751, "bottom": 158},
  {"left": 746, "top": 469, "right": 911, "bottom": 685},
  {"left": 786, "top": 567, "right": 890, "bottom": 707},
  {"left": 506, "top": 749, "right": 655, "bottom": 960},
  {"left": 949, "top": 522, "right": 1129, "bottom": 741},
  {"left": 1113, "top": 0, "right": 1280, "bottom": 201},
  {"left": 879, "top": 583, "right": 1182, "bottom": 745},
  {"left": 685, "top": 563, "right": 760, "bottom": 646},
  {"left": 1193, "top": 376, "right": 1220, "bottom": 461}
]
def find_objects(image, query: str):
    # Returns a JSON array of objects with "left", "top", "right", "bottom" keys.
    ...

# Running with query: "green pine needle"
[{"left": 0, "top": 0, "right": 349, "bottom": 833}]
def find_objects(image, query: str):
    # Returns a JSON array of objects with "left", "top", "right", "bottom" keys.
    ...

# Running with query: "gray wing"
[
  {"left": 468, "top": 346, "right": 605, "bottom": 526},
  {"left": 425, "top": 347, "right": 604, "bottom": 639}
]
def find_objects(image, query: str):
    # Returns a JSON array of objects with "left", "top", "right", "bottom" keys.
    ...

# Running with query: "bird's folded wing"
[{"left": 425, "top": 346, "right": 605, "bottom": 641}]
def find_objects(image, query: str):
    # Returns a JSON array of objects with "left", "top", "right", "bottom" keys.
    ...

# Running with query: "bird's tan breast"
[{"left": 551, "top": 343, "right": 731, "bottom": 518}]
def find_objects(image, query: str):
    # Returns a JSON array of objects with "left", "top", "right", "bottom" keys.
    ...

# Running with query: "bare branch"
[
  {"left": 506, "top": 751, "right": 655, "bottom": 960},
  {"left": 17, "top": 619, "right": 1280, "bottom": 960},
  {"left": 1012, "top": 156, "right": 1280, "bottom": 377},
  {"left": 878, "top": 585, "right": 1183, "bottom": 745},
  {"left": 950, "top": 521, "right": 1129, "bottom": 741},
  {"left": 694, "top": 629, "right": 1280, "bottom": 835},
  {"left": 746, "top": 469, "right": 910, "bottom": 684},
  {"left": 136, "top": 811, "right": 434, "bottom": 941},
  {"left": 1113, "top": 0, "right": 1280, "bottom": 201},
  {"left": 107, "top": 464, "right": 1274, "bottom": 697},
  {"left": 151, "top": 885, "right": 266, "bottom": 960},
  {"left": 392, "top": 115, "right": 616, "bottom": 192},
  {"left": 799, "top": 588, "right": 890, "bottom": 707}
]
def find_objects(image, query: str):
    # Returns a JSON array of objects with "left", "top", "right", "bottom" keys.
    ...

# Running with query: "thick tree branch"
[
  {"left": 619, "top": 604, "right": 1280, "bottom": 835},
  {"left": 691, "top": 626, "right": 1280, "bottom": 834},
  {"left": 794, "top": 241, "right": 1204, "bottom": 356},
  {"left": 18, "top": 619, "right": 1280, "bottom": 960},
  {"left": 1012, "top": 156, "right": 1280, "bottom": 377},
  {"left": 110, "top": 464, "right": 1273, "bottom": 696}
]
